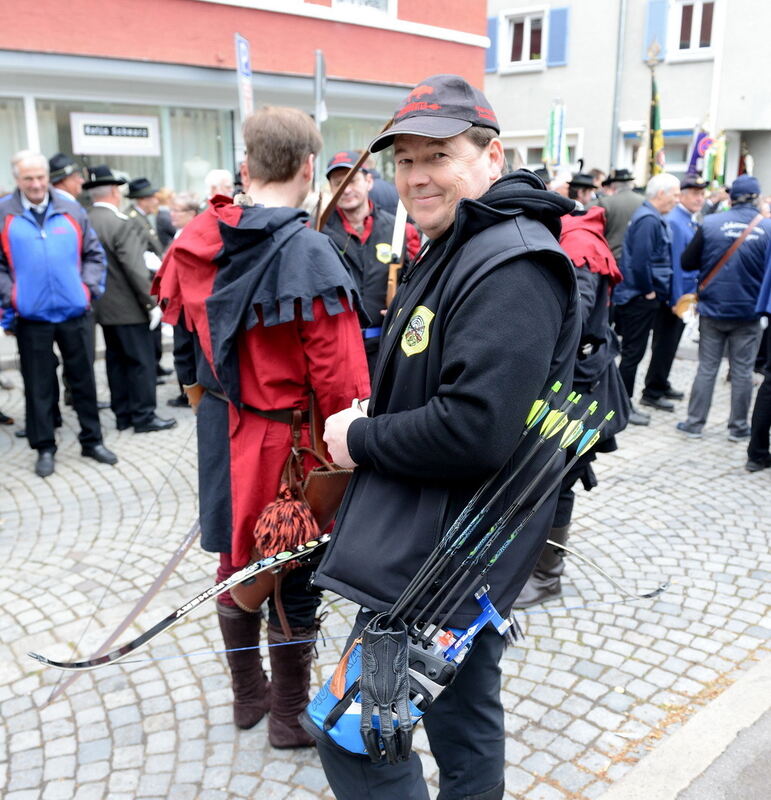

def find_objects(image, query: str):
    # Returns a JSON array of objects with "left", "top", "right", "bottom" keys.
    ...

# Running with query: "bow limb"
[
  {"left": 44, "top": 519, "right": 201, "bottom": 701},
  {"left": 546, "top": 538, "right": 669, "bottom": 600},
  {"left": 29, "top": 534, "right": 331, "bottom": 672}
]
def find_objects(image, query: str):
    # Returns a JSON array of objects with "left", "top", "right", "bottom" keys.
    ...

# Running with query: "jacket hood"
[{"left": 455, "top": 169, "right": 576, "bottom": 242}]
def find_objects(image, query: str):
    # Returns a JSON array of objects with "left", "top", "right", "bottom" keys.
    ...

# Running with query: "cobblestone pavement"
[{"left": 1, "top": 339, "right": 769, "bottom": 800}]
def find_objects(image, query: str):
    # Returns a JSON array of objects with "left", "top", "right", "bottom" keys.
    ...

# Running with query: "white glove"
[
  {"left": 143, "top": 251, "right": 162, "bottom": 272},
  {"left": 149, "top": 306, "right": 163, "bottom": 330}
]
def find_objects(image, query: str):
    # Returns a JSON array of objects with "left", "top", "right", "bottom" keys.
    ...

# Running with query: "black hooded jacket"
[{"left": 314, "top": 171, "right": 580, "bottom": 626}]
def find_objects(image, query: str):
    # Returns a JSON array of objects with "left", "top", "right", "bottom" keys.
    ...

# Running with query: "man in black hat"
[
  {"left": 597, "top": 167, "right": 644, "bottom": 261},
  {"left": 127, "top": 177, "right": 172, "bottom": 381},
  {"left": 49, "top": 153, "right": 85, "bottom": 203},
  {"left": 85, "top": 166, "right": 176, "bottom": 434},
  {"left": 322, "top": 150, "right": 420, "bottom": 375},
  {"left": 568, "top": 171, "right": 597, "bottom": 209},
  {"left": 0, "top": 152, "right": 114, "bottom": 477},
  {"left": 313, "top": 73, "right": 579, "bottom": 800}
]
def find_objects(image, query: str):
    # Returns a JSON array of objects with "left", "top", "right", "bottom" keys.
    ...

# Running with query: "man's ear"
[
  {"left": 303, "top": 153, "right": 315, "bottom": 184},
  {"left": 488, "top": 138, "right": 506, "bottom": 180},
  {"left": 364, "top": 171, "right": 374, "bottom": 191}
]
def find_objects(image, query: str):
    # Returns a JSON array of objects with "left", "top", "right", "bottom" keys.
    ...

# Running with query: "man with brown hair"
[{"left": 154, "top": 106, "right": 369, "bottom": 747}]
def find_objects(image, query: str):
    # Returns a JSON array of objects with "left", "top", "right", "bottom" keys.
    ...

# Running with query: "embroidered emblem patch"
[
  {"left": 401, "top": 305, "right": 435, "bottom": 356},
  {"left": 375, "top": 242, "right": 393, "bottom": 264}
]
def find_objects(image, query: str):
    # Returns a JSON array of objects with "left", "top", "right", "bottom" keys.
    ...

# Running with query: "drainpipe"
[{"left": 609, "top": 0, "right": 627, "bottom": 170}]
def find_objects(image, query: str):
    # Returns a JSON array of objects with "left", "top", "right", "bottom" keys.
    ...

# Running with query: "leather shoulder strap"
[{"left": 699, "top": 213, "right": 763, "bottom": 293}]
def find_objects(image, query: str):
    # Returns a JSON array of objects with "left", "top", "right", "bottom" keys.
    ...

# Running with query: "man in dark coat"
[
  {"left": 676, "top": 175, "right": 771, "bottom": 440},
  {"left": 126, "top": 177, "right": 170, "bottom": 381},
  {"left": 322, "top": 150, "right": 420, "bottom": 375},
  {"left": 0, "top": 152, "right": 115, "bottom": 477},
  {"left": 613, "top": 173, "right": 681, "bottom": 425},
  {"left": 596, "top": 168, "right": 644, "bottom": 262},
  {"left": 86, "top": 166, "right": 176, "bottom": 434},
  {"left": 316, "top": 74, "right": 580, "bottom": 800}
]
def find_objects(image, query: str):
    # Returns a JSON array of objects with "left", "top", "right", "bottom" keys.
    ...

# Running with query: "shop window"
[
  {"left": 331, "top": 0, "right": 394, "bottom": 13},
  {"left": 0, "top": 98, "right": 27, "bottom": 194}
]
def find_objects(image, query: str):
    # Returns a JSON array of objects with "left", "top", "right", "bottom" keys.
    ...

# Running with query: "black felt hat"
[
  {"left": 680, "top": 174, "right": 707, "bottom": 191},
  {"left": 48, "top": 153, "right": 82, "bottom": 184},
  {"left": 82, "top": 165, "right": 127, "bottom": 190},
  {"left": 568, "top": 172, "right": 596, "bottom": 190},
  {"left": 608, "top": 167, "right": 635, "bottom": 183},
  {"left": 127, "top": 177, "right": 158, "bottom": 198},
  {"left": 369, "top": 74, "right": 500, "bottom": 153}
]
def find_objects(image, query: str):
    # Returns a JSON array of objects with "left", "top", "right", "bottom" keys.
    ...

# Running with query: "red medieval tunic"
[{"left": 153, "top": 197, "right": 370, "bottom": 567}]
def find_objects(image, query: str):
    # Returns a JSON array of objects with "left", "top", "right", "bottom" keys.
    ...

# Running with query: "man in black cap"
[
  {"left": 49, "top": 153, "right": 85, "bottom": 202},
  {"left": 596, "top": 167, "right": 644, "bottom": 262},
  {"left": 322, "top": 150, "right": 420, "bottom": 374},
  {"left": 313, "top": 74, "right": 579, "bottom": 800},
  {"left": 0, "top": 152, "right": 114, "bottom": 477},
  {"left": 85, "top": 166, "right": 176, "bottom": 434},
  {"left": 127, "top": 177, "right": 172, "bottom": 381}
]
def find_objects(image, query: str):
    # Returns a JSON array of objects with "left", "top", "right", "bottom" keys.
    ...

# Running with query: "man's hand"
[
  {"left": 324, "top": 400, "right": 366, "bottom": 468},
  {"left": 644, "top": 291, "right": 656, "bottom": 300},
  {"left": 149, "top": 306, "right": 163, "bottom": 330}
]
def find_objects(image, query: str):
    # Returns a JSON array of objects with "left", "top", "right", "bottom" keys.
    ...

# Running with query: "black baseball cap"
[
  {"left": 325, "top": 150, "right": 364, "bottom": 178},
  {"left": 369, "top": 74, "right": 500, "bottom": 153}
]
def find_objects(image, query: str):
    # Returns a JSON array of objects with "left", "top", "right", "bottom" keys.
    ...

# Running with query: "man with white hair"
[
  {"left": 204, "top": 169, "right": 234, "bottom": 199},
  {"left": 613, "top": 172, "right": 680, "bottom": 425},
  {"left": 0, "top": 151, "right": 114, "bottom": 476}
]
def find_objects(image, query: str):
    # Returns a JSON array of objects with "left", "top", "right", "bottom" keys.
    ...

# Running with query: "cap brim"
[
  {"left": 82, "top": 178, "right": 127, "bottom": 190},
  {"left": 369, "top": 116, "right": 472, "bottom": 153},
  {"left": 325, "top": 164, "right": 356, "bottom": 178}
]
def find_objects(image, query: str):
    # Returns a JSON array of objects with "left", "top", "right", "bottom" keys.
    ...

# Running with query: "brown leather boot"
[
  {"left": 512, "top": 525, "right": 570, "bottom": 609},
  {"left": 267, "top": 620, "right": 318, "bottom": 748},
  {"left": 217, "top": 603, "right": 271, "bottom": 729}
]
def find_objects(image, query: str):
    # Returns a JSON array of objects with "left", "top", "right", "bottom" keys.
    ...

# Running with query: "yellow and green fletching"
[
  {"left": 576, "top": 411, "right": 615, "bottom": 456},
  {"left": 560, "top": 419, "right": 584, "bottom": 449},
  {"left": 540, "top": 392, "right": 576, "bottom": 437},
  {"left": 525, "top": 399, "right": 549, "bottom": 429}
]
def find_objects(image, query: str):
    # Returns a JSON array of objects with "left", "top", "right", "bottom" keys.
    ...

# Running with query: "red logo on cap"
[
  {"left": 406, "top": 84, "right": 435, "bottom": 101},
  {"left": 396, "top": 102, "right": 442, "bottom": 118},
  {"left": 475, "top": 106, "right": 498, "bottom": 124},
  {"left": 331, "top": 152, "right": 351, "bottom": 165}
]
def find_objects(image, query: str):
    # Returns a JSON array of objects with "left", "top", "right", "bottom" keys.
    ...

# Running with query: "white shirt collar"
[
  {"left": 93, "top": 201, "right": 122, "bottom": 215},
  {"left": 21, "top": 191, "right": 50, "bottom": 214},
  {"left": 55, "top": 187, "right": 76, "bottom": 202}
]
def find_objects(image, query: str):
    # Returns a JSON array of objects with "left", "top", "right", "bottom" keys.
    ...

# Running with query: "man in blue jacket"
[
  {"left": 0, "top": 152, "right": 117, "bottom": 477},
  {"left": 613, "top": 173, "right": 680, "bottom": 425},
  {"left": 676, "top": 175, "right": 771, "bottom": 441},
  {"left": 747, "top": 259, "right": 771, "bottom": 470},
  {"left": 639, "top": 175, "right": 707, "bottom": 412}
]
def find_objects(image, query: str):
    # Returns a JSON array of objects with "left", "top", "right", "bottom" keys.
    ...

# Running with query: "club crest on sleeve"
[
  {"left": 401, "top": 305, "right": 435, "bottom": 357},
  {"left": 375, "top": 242, "right": 393, "bottom": 264}
]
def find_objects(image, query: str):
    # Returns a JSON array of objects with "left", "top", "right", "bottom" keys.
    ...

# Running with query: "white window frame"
[
  {"left": 667, "top": 0, "right": 716, "bottom": 63},
  {"left": 330, "top": 0, "right": 397, "bottom": 16},
  {"left": 499, "top": 127, "right": 584, "bottom": 172},
  {"left": 498, "top": 6, "right": 548, "bottom": 74}
]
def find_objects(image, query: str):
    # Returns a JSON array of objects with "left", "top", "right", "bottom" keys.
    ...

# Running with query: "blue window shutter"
[
  {"left": 547, "top": 7, "right": 569, "bottom": 67},
  {"left": 643, "top": 0, "right": 668, "bottom": 61},
  {"left": 485, "top": 17, "right": 498, "bottom": 73}
]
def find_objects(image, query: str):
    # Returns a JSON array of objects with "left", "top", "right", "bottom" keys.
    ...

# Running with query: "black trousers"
[
  {"left": 614, "top": 295, "right": 658, "bottom": 400},
  {"left": 317, "top": 609, "right": 506, "bottom": 800},
  {"left": 642, "top": 302, "right": 685, "bottom": 399},
  {"left": 102, "top": 323, "right": 157, "bottom": 428},
  {"left": 16, "top": 315, "right": 102, "bottom": 451},
  {"left": 748, "top": 328, "right": 771, "bottom": 462}
]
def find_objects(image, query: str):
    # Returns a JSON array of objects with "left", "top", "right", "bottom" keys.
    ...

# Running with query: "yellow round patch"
[
  {"left": 375, "top": 242, "right": 393, "bottom": 264},
  {"left": 401, "top": 305, "right": 435, "bottom": 357}
]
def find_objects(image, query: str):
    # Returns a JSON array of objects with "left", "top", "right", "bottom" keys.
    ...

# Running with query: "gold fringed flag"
[{"left": 649, "top": 73, "right": 664, "bottom": 176}]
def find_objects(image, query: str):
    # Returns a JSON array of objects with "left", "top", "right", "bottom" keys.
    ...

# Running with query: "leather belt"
[{"left": 206, "top": 389, "right": 309, "bottom": 424}]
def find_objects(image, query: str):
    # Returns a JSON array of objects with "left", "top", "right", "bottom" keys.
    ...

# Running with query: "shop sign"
[{"left": 70, "top": 113, "right": 161, "bottom": 156}]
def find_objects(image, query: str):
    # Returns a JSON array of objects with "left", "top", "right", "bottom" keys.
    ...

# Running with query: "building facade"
[
  {"left": 484, "top": 0, "right": 770, "bottom": 188},
  {"left": 0, "top": 0, "right": 487, "bottom": 194}
]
